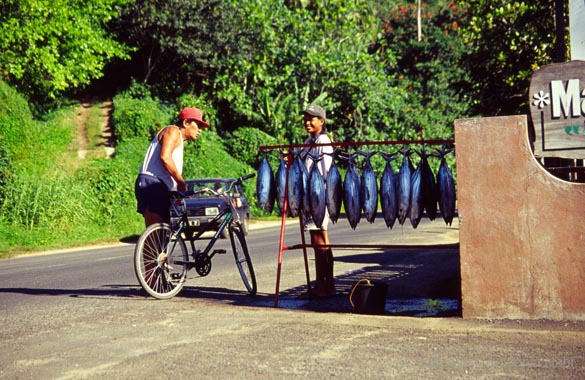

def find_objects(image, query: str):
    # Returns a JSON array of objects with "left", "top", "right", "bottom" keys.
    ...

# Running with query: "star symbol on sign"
[{"left": 532, "top": 90, "right": 550, "bottom": 109}]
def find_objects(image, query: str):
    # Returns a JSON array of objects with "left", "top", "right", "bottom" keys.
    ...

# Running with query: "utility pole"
[
  {"left": 554, "top": 0, "right": 566, "bottom": 62},
  {"left": 417, "top": 0, "right": 422, "bottom": 41}
]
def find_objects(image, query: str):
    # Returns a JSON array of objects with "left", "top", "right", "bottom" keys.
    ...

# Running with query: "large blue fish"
[
  {"left": 419, "top": 145, "right": 437, "bottom": 220},
  {"left": 343, "top": 153, "right": 361, "bottom": 230},
  {"left": 436, "top": 144, "right": 456, "bottom": 226},
  {"left": 256, "top": 151, "right": 276, "bottom": 213},
  {"left": 379, "top": 152, "right": 398, "bottom": 229},
  {"left": 325, "top": 151, "right": 343, "bottom": 224},
  {"left": 286, "top": 150, "right": 302, "bottom": 218},
  {"left": 359, "top": 151, "right": 378, "bottom": 224},
  {"left": 397, "top": 146, "right": 412, "bottom": 225},
  {"left": 275, "top": 151, "right": 287, "bottom": 215},
  {"left": 409, "top": 160, "right": 423, "bottom": 228},
  {"left": 296, "top": 153, "right": 311, "bottom": 220},
  {"left": 307, "top": 153, "right": 327, "bottom": 229}
]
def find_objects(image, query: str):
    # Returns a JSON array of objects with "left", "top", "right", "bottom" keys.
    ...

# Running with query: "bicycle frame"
[
  {"left": 134, "top": 173, "right": 256, "bottom": 298},
  {"left": 170, "top": 185, "right": 242, "bottom": 266}
]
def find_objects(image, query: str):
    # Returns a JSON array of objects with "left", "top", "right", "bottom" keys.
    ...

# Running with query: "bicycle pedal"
[{"left": 213, "top": 249, "right": 227, "bottom": 254}]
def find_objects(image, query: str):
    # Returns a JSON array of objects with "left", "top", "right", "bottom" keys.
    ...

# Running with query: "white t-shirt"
[{"left": 302, "top": 133, "right": 333, "bottom": 177}]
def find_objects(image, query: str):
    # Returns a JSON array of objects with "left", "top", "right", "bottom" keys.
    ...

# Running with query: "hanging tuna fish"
[
  {"left": 419, "top": 145, "right": 437, "bottom": 221},
  {"left": 409, "top": 158, "right": 424, "bottom": 229},
  {"left": 379, "top": 152, "right": 398, "bottom": 229},
  {"left": 275, "top": 150, "right": 287, "bottom": 215},
  {"left": 325, "top": 150, "right": 343, "bottom": 224},
  {"left": 359, "top": 150, "right": 378, "bottom": 224},
  {"left": 296, "top": 153, "right": 311, "bottom": 221},
  {"left": 307, "top": 153, "right": 327, "bottom": 229},
  {"left": 397, "top": 146, "right": 412, "bottom": 225},
  {"left": 256, "top": 150, "right": 276, "bottom": 213},
  {"left": 286, "top": 150, "right": 302, "bottom": 218},
  {"left": 343, "top": 153, "right": 361, "bottom": 230},
  {"left": 436, "top": 144, "right": 456, "bottom": 226}
]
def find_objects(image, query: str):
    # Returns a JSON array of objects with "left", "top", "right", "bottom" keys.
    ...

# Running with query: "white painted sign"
[
  {"left": 570, "top": 0, "right": 585, "bottom": 60},
  {"left": 529, "top": 61, "right": 585, "bottom": 159}
]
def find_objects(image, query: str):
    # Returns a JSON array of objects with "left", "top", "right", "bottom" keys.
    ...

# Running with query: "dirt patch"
[{"left": 73, "top": 99, "right": 115, "bottom": 159}]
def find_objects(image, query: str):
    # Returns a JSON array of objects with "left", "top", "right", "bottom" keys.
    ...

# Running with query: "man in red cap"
[{"left": 135, "top": 107, "right": 209, "bottom": 226}]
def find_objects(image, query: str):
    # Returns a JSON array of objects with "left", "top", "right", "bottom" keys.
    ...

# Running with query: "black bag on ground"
[{"left": 349, "top": 279, "right": 387, "bottom": 315}]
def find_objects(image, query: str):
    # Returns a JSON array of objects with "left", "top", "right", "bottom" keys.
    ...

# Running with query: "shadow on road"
[
  {"left": 184, "top": 244, "right": 462, "bottom": 317},
  {"left": 0, "top": 244, "right": 460, "bottom": 317}
]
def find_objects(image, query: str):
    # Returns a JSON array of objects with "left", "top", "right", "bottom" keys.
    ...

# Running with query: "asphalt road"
[{"left": 0, "top": 217, "right": 583, "bottom": 379}]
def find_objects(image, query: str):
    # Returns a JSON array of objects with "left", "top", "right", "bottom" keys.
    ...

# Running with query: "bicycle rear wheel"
[
  {"left": 229, "top": 223, "right": 257, "bottom": 295},
  {"left": 134, "top": 223, "right": 188, "bottom": 299}
]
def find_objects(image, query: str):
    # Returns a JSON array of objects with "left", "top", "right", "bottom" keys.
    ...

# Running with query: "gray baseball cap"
[{"left": 302, "top": 105, "right": 326, "bottom": 121}]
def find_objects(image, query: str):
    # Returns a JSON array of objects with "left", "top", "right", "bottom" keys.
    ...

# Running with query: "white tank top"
[{"left": 139, "top": 126, "right": 184, "bottom": 190}]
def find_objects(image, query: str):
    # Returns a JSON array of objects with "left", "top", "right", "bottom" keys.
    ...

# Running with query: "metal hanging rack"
[{"left": 259, "top": 138, "right": 455, "bottom": 307}]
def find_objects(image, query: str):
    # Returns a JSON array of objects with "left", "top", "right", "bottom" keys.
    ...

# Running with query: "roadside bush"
[
  {"left": 0, "top": 80, "right": 30, "bottom": 127},
  {"left": 226, "top": 127, "right": 278, "bottom": 168},
  {"left": 0, "top": 139, "right": 12, "bottom": 207},
  {"left": 0, "top": 173, "right": 93, "bottom": 229},
  {"left": 77, "top": 159, "right": 135, "bottom": 225},
  {"left": 112, "top": 94, "right": 174, "bottom": 142}
]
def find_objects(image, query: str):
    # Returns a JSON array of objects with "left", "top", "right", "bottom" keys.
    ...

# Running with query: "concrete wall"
[{"left": 454, "top": 115, "right": 585, "bottom": 320}]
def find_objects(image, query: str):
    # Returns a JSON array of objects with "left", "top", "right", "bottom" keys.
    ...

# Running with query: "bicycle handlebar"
[
  {"left": 218, "top": 173, "right": 256, "bottom": 196},
  {"left": 170, "top": 173, "right": 256, "bottom": 199},
  {"left": 238, "top": 173, "right": 256, "bottom": 183}
]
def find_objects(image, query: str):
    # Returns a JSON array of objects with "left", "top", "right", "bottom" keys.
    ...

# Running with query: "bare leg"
[
  {"left": 310, "top": 230, "right": 336, "bottom": 297},
  {"left": 143, "top": 210, "right": 167, "bottom": 227}
]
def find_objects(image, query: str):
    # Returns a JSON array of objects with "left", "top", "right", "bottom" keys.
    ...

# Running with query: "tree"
[
  {"left": 114, "top": 0, "right": 258, "bottom": 98},
  {"left": 214, "top": 0, "right": 407, "bottom": 143},
  {"left": 0, "top": 0, "right": 132, "bottom": 103},
  {"left": 459, "top": 0, "right": 567, "bottom": 116},
  {"left": 377, "top": 1, "right": 472, "bottom": 139}
]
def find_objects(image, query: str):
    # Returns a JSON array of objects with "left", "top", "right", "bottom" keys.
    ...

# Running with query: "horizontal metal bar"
[
  {"left": 260, "top": 139, "right": 454, "bottom": 151},
  {"left": 283, "top": 243, "right": 459, "bottom": 251}
]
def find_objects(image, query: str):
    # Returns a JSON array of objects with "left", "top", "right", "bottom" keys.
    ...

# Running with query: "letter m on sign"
[{"left": 551, "top": 79, "right": 581, "bottom": 118}]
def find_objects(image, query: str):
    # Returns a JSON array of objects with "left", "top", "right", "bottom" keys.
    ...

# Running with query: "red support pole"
[{"left": 274, "top": 151, "right": 293, "bottom": 307}]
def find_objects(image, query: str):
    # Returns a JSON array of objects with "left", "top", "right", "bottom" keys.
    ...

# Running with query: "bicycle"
[{"left": 134, "top": 173, "right": 257, "bottom": 299}]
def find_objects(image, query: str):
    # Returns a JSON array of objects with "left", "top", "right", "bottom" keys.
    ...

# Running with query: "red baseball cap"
[{"left": 178, "top": 107, "right": 209, "bottom": 128}]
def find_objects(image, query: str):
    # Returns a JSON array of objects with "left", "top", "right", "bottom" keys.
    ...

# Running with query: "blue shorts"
[{"left": 135, "top": 174, "right": 170, "bottom": 217}]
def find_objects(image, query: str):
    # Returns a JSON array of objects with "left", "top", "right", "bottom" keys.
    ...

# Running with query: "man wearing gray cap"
[{"left": 300, "top": 104, "right": 336, "bottom": 297}]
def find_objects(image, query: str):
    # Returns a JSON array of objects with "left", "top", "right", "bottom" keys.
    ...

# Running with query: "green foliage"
[
  {"left": 214, "top": 0, "right": 402, "bottom": 144},
  {"left": 459, "top": 0, "right": 565, "bottom": 115},
  {"left": 0, "top": 83, "right": 74, "bottom": 177},
  {"left": 0, "top": 138, "right": 11, "bottom": 207},
  {"left": 0, "top": 80, "right": 31, "bottom": 126},
  {"left": 114, "top": 0, "right": 252, "bottom": 97},
  {"left": 0, "top": 0, "right": 133, "bottom": 102},
  {"left": 378, "top": 1, "right": 472, "bottom": 140},
  {"left": 1, "top": 174, "right": 92, "bottom": 229},
  {"left": 183, "top": 129, "right": 253, "bottom": 178},
  {"left": 0, "top": 87, "right": 145, "bottom": 255},
  {"left": 111, "top": 92, "right": 174, "bottom": 142},
  {"left": 76, "top": 159, "right": 135, "bottom": 225},
  {"left": 226, "top": 127, "right": 278, "bottom": 167}
]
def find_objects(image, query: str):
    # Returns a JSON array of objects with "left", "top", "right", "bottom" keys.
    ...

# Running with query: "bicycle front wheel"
[
  {"left": 134, "top": 223, "right": 188, "bottom": 299},
  {"left": 229, "top": 223, "right": 257, "bottom": 295}
]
